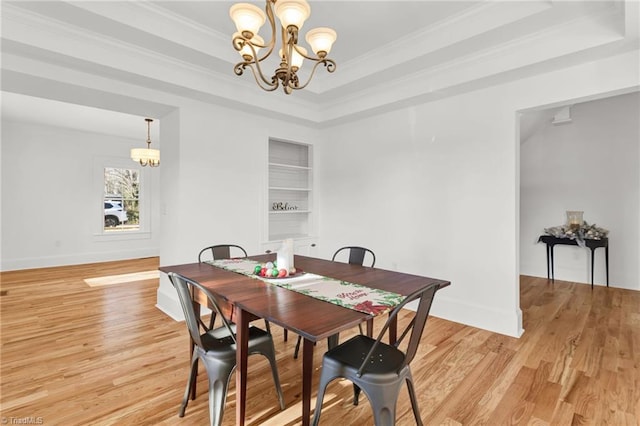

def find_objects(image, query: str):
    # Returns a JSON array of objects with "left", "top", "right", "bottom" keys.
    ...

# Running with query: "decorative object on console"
[
  {"left": 130, "top": 118, "right": 160, "bottom": 167},
  {"left": 544, "top": 213, "right": 608, "bottom": 248},
  {"left": 229, "top": 0, "right": 337, "bottom": 94},
  {"left": 566, "top": 210, "right": 584, "bottom": 230}
]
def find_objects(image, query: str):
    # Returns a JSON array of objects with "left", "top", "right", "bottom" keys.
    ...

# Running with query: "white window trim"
[{"left": 93, "top": 156, "right": 152, "bottom": 241}]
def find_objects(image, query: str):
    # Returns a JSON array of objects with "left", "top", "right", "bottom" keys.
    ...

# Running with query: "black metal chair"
[
  {"left": 168, "top": 272, "right": 285, "bottom": 426},
  {"left": 197, "top": 244, "right": 255, "bottom": 329},
  {"left": 312, "top": 282, "right": 440, "bottom": 426},
  {"left": 293, "top": 246, "right": 376, "bottom": 359},
  {"left": 331, "top": 246, "right": 376, "bottom": 268},
  {"left": 198, "top": 244, "right": 248, "bottom": 263}
]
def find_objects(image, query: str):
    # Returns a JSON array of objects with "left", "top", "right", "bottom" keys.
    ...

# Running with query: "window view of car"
[
  {"left": 103, "top": 167, "right": 140, "bottom": 232},
  {"left": 104, "top": 201, "right": 128, "bottom": 227}
]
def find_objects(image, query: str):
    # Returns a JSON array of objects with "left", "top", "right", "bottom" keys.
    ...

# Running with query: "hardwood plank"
[{"left": 1, "top": 263, "right": 639, "bottom": 425}]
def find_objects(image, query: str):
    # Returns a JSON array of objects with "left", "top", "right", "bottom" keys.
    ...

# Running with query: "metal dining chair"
[
  {"left": 168, "top": 272, "right": 285, "bottom": 426},
  {"left": 331, "top": 246, "right": 376, "bottom": 267},
  {"left": 293, "top": 246, "right": 376, "bottom": 359},
  {"left": 198, "top": 244, "right": 248, "bottom": 263},
  {"left": 312, "top": 282, "right": 440, "bottom": 426},
  {"left": 197, "top": 244, "right": 270, "bottom": 329},
  {"left": 194, "top": 243, "right": 271, "bottom": 400}
]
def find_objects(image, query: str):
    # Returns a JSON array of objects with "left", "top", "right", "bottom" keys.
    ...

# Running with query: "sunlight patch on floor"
[{"left": 84, "top": 270, "right": 159, "bottom": 287}]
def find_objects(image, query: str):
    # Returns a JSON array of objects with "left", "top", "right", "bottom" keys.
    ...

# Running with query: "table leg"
[
  {"left": 235, "top": 309, "right": 250, "bottom": 426},
  {"left": 302, "top": 338, "right": 315, "bottom": 426},
  {"left": 545, "top": 243, "right": 551, "bottom": 280},
  {"left": 606, "top": 246, "right": 609, "bottom": 287},
  {"left": 590, "top": 247, "right": 596, "bottom": 289},
  {"left": 327, "top": 333, "right": 339, "bottom": 350},
  {"left": 365, "top": 318, "right": 374, "bottom": 337},
  {"left": 389, "top": 313, "right": 397, "bottom": 345},
  {"left": 191, "top": 300, "right": 200, "bottom": 400},
  {"left": 550, "top": 244, "right": 555, "bottom": 282}
]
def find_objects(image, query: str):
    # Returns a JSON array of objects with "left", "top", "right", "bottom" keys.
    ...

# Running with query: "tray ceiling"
[{"left": 1, "top": 1, "right": 638, "bottom": 127}]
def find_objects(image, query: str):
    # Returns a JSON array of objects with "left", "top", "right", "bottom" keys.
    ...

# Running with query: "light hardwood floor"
[{"left": 1, "top": 258, "right": 638, "bottom": 425}]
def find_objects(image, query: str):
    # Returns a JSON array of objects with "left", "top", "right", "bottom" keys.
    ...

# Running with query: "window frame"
[{"left": 93, "top": 156, "right": 152, "bottom": 240}]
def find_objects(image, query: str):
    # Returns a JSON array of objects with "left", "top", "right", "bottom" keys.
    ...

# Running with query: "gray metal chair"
[
  {"left": 312, "top": 282, "right": 440, "bottom": 426},
  {"left": 293, "top": 246, "right": 376, "bottom": 359},
  {"left": 197, "top": 244, "right": 269, "bottom": 330},
  {"left": 168, "top": 272, "right": 285, "bottom": 426},
  {"left": 198, "top": 244, "right": 248, "bottom": 263}
]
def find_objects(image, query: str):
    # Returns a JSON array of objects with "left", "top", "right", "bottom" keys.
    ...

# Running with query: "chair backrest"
[
  {"left": 167, "top": 272, "right": 236, "bottom": 349},
  {"left": 198, "top": 244, "right": 248, "bottom": 263},
  {"left": 357, "top": 282, "right": 439, "bottom": 377},
  {"left": 332, "top": 246, "right": 376, "bottom": 267}
]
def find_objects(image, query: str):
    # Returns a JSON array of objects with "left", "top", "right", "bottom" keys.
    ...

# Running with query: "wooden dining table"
[{"left": 159, "top": 254, "right": 450, "bottom": 426}]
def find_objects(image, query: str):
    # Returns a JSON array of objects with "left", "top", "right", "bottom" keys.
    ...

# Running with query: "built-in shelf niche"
[{"left": 268, "top": 139, "right": 313, "bottom": 241}]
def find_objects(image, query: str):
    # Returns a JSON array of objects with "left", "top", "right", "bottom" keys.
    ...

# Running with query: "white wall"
[
  {"left": 1, "top": 120, "right": 161, "bottom": 270},
  {"left": 2, "top": 50, "right": 637, "bottom": 338},
  {"left": 315, "top": 51, "right": 638, "bottom": 337},
  {"left": 520, "top": 93, "right": 639, "bottom": 289},
  {"left": 155, "top": 100, "right": 322, "bottom": 319}
]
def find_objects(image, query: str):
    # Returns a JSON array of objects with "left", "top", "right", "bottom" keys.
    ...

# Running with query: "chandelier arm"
[
  {"left": 233, "top": 55, "right": 279, "bottom": 88},
  {"left": 289, "top": 59, "right": 336, "bottom": 91},
  {"left": 243, "top": 63, "right": 281, "bottom": 92},
  {"left": 231, "top": 34, "right": 246, "bottom": 52},
  {"left": 254, "top": 38, "right": 275, "bottom": 64},
  {"left": 291, "top": 44, "right": 332, "bottom": 63},
  {"left": 252, "top": 45, "right": 281, "bottom": 86},
  {"left": 254, "top": 0, "right": 277, "bottom": 63},
  {"left": 281, "top": 26, "right": 298, "bottom": 89},
  {"left": 231, "top": 33, "right": 276, "bottom": 88}
]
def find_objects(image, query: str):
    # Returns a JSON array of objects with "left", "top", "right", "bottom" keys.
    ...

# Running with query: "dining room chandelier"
[
  {"left": 229, "top": 0, "right": 337, "bottom": 94},
  {"left": 130, "top": 118, "right": 160, "bottom": 167}
]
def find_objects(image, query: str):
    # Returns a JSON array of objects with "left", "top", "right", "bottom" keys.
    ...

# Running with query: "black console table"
[{"left": 538, "top": 235, "right": 609, "bottom": 289}]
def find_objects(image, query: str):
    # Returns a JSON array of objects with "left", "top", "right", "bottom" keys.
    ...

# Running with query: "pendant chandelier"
[
  {"left": 131, "top": 118, "right": 160, "bottom": 167},
  {"left": 230, "top": 0, "right": 337, "bottom": 94}
]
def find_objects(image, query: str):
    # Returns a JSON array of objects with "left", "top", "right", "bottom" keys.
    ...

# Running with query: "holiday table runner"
[{"left": 207, "top": 258, "right": 404, "bottom": 316}]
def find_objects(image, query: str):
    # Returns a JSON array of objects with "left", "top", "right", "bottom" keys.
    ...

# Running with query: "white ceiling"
[
  {"left": 1, "top": 91, "right": 159, "bottom": 139},
  {"left": 1, "top": 0, "right": 638, "bottom": 135}
]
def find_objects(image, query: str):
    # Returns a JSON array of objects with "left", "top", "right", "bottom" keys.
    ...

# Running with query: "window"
[
  {"left": 103, "top": 167, "right": 140, "bottom": 232},
  {"left": 94, "top": 156, "right": 151, "bottom": 241}
]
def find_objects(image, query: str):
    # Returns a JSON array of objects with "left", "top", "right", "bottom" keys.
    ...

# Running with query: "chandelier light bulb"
[
  {"left": 305, "top": 27, "right": 336, "bottom": 57},
  {"left": 131, "top": 118, "right": 160, "bottom": 167},
  {"left": 291, "top": 46, "right": 307, "bottom": 69},
  {"left": 279, "top": 45, "right": 307, "bottom": 70},
  {"left": 230, "top": 3, "right": 266, "bottom": 37},
  {"left": 274, "top": 0, "right": 311, "bottom": 30},
  {"left": 131, "top": 147, "right": 160, "bottom": 166}
]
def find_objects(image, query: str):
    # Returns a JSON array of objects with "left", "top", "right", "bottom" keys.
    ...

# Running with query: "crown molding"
[
  {"left": 71, "top": 1, "right": 232, "bottom": 60},
  {"left": 2, "top": 1, "right": 637, "bottom": 127}
]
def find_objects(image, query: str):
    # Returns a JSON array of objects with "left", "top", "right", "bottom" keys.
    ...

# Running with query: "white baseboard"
[
  {"left": 430, "top": 295, "right": 524, "bottom": 338},
  {"left": 1, "top": 248, "right": 159, "bottom": 271},
  {"left": 155, "top": 274, "right": 524, "bottom": 338}
]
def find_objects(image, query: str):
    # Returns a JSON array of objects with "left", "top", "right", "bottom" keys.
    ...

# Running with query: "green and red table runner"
[{"left": 208, "top": 258, "right": 404, "bottom": 316}]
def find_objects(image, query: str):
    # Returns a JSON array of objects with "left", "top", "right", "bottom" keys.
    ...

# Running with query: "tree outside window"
[{"left": 104, "top": 167, "right": 140, "bottom": 232}]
